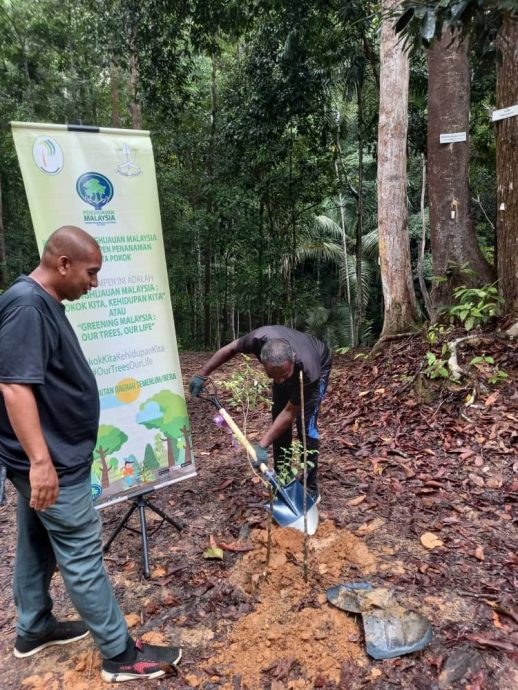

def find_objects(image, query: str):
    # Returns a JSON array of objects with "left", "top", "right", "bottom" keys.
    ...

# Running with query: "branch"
[
  {"left": 471, "top": 195, "right": 495, "bottom": 231},
  {"left": 447, "top": 334, "right": 494, "bottom": 381},
  {"left": 417, "top": 154, "right": 434, "bottom": 320}
]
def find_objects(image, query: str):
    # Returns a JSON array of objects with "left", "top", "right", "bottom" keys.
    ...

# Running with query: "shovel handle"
[{"left": 217, "top": 407, "right": 258, "bottom": 461}]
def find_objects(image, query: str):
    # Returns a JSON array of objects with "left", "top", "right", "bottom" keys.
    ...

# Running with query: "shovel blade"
[{"left": 266, "top": 478, "right": 319, "bottom": 535}]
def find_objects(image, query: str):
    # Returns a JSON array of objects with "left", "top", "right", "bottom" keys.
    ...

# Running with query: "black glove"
[
  {"left": 189, "top": 374, "right": 208, "bottom": 396},
  {"left": 253, "top": 444, "right": 268, "bottom": 467}
]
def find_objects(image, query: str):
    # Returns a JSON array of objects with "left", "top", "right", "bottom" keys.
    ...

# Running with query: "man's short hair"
[{"left": 260, "top": 339, "right": 295, "bottom": 367}]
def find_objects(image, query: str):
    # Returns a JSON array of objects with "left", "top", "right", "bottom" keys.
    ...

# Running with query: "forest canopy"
[{"left": 0, "top": 0, "right": 516, "bottom": 349}]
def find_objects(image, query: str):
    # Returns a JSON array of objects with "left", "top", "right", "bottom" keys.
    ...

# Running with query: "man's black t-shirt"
[
  {"left": 236, "top": 325, "right": 330, "bottom": 406},
  {"left": 0, "top": 276, "right": 100, "bottom": 485}
]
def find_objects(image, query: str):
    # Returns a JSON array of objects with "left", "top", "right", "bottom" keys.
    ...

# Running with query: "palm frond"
[
  {"left": 362, "top": 228, "right": 379, "bottom": 260},
  {"left": 296, "top": 241, "right": 344, "bottom": 264}
]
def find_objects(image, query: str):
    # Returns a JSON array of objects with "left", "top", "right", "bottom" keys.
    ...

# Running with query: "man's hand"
[
  {"left": 29, "top": 459, "right": 59, "bottom": 511},
  {"left": 0, "top": 383, "right": 59, "bottom": 510},
  {"left": 253, "top": 444, "right": 268, "bottom": 467},
  {"left": 189, "top": 375, "right": 208, "bottom": 397}
]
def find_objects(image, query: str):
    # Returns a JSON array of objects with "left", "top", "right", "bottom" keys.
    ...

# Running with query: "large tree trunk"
[
  {"left": 377, "top": 0, "right": 419, "bottom": 338},
  {"left": 110, "top": 58, "right": 121, "bottom": 128},
  {"left": 495, "top": 13, "right": 518, "bottom": 318},
  {"left": 355, "top": 81, "right": 365, "bottom": 343},
  {"left": 203, "top": 50, "right": 218, "bottom": 347},
  {"left": 428, "top": 31, "right": 494, "bottom": 311},
  {"left": 129, "top": 27, "right": 142, "bottom": 129}
]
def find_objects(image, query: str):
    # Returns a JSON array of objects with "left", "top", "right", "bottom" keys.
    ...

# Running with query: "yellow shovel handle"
[{"left": 217, "top": 407, "right": 268, "bottom": 473}]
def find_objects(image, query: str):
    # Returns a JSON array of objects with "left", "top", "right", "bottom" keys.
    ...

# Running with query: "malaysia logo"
[
  {"left": 76, "top": 172, "right": 114, "bottom": 210},
  {"left": 91, "top": 482, "right": 102, "bottom": 501},
  {"left": 33, "top": 136, "right": 64, "bottom": 175}
]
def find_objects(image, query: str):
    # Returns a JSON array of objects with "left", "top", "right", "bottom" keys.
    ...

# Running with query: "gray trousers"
[{"left": 9, "top": 473, "right": 128, "bottom": 658}]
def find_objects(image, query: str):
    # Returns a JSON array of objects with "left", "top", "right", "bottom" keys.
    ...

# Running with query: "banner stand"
[
  {"left": 11, "top": 121, "right": 197, "bottom": 578},
  {"left": 103, "top": 488, "right": 184, "bottom": 578}
]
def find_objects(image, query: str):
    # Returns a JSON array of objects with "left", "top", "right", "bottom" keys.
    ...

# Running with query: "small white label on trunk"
[
  {"left": 440, "top": 132, "right": 467, "bottom": 144},
  {"left": 492, "top": 104, "right": 518, "bottom": 122}
]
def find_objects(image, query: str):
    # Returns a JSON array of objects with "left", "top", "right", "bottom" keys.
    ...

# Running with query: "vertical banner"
[{"left": 11, "top": 122, "right": 196, "bottom": 508}]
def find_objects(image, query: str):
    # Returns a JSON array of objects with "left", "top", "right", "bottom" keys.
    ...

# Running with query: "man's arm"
[
  {"left": 199, "top": 340, "right": 240, "bottom": 377},
  {"left": 258, "top": 401, "right": 299, "bottom": 448},
  {"left": 0, "top": 383, "right": 59, "bottom": 510}
]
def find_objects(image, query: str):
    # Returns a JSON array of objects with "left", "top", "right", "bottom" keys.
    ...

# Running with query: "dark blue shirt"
[
  {"left": 0, "top": 276, "right": 99, "bottom": 485},
  {"left": 236, "top": 326, "right": 330, "bottom": 405}
]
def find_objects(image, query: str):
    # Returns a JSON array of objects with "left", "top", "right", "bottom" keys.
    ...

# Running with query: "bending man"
[
  {"left": 190, "top": 326, "right": 332, "bottom": 502},
  {"left": 0, "top": 226, "right": 181, "bottom": 683}
]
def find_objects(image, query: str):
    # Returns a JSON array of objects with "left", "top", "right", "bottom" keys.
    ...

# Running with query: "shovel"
[{"left": 198, "top": 391, "right": 319, "bottom": 535}]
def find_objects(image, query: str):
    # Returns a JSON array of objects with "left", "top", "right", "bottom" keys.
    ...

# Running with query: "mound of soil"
[{"left": 203, "top": 521, "right": 375, "bottom": 688}]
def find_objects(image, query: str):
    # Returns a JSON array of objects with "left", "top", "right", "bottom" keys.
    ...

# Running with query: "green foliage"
[
  {"left": 433, "top": 260, "right": 476, "bottom": 285},
  {"left": 143, "top": 443, "right": 160, "bottom": 471},
  {"left": 395, "top": 1, "right": 507, "bottom": 54},
  {"left": 302, "top": 303, "right": 373, "bottom": 350},
  {"left": 0, "top": 0, "right": 502, "bottom": 345},
  {"left": 218, "top": 355, "right": 270, "bottom": 429},
  {"left": 446, "top": 284, "right": 503, "bottom": 331},
  {"left": 424, "top": 351, "right": 450, "bottom": 380},
  {"left": 469, "top": 355, "right": 508, "bottom": 385},
  {"left": 95, "top": 425, "right": 128, "bottom": 456},
  {"left": 138, "top": 390, "right": 190, "bottom": 466},
  {"left": 470, "top": 354, "right": 494, "bottom": 366},
  {"left": 424, "top": 323, "right": 452, "bottom": 345},
  {"left": 276, "top": 441, "right": 316, "bottom": 487},
  {"left": 487, "top": 368, "right": 508, "bottom": 385}
]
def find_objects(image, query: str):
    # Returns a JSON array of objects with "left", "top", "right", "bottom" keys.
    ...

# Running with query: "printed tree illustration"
[
  {"left": 83, "top": 178, "right": 107, "bottom": 209},
  {"left": 143, "top": 443, "right": 159, "bottom": 473},
  {"left": 95, "top": 424, "right": 129, "bottom": 488},
  {"left": 179, "top": 424, "right": 193, "bottom": 465},
  {"left": 153, "top": 433, "right": 165, "bottom": 465},
  {"left": 137, "top": 391, "right": 192, "bottom": 468}
]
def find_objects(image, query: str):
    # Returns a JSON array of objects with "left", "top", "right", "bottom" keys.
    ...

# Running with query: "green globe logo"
[{"left": 76, "top": 172, "right": 114, "bottom": 210}]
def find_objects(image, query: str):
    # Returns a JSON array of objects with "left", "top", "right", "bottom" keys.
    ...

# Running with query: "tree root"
[
  {"left": 447, "top": 335, "right": 489, "bottom": 381},
  {"left": 447, "top": 331, "right": 513, "bottom": 381}
]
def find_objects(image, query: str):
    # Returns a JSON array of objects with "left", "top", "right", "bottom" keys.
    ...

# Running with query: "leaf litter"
[{"left": 0, "top": 335, "right": 516, "bottom": 689}]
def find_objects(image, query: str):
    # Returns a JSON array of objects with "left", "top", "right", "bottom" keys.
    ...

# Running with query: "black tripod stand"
[{"left": 103, "top": 490, "right": 184, "bottom": 578}]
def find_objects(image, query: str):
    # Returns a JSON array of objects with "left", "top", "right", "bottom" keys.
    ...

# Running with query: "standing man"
[
  {"left": 0, "top": 226, "right": 181, "bottom": 683},
  {"left": 189, "top": 326, "right": 332, "bottom": 502}
]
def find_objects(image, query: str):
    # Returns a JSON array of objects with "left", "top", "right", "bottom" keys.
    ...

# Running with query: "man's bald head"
[
  {"left": 31, "top": 226, "right": 102, "bottom": 302},
  {"left": 42, "top": 226, "right": 100, "bottom": 265}
]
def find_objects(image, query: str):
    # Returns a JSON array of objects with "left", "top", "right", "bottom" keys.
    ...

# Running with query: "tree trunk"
[
  {"left": 110, "top": 58, "right": 121, "bottom": 128},
  {"left": 97, "top": 447, "right": 110, "bottom": 489},
  {"left": 203, "top": 50, "right": 218, "bottom": 347},
  {"left": 180, "top": 425, "right": 192, "bottom": 465},
  {"left": 428, "top": 31, "right": 494, "bottom": 311},
  {"left": 162, "top": 436, "right": 174, "bottom": 468},
  {"left": 129, "top": 28, "right": 142, "bottom": 129},
  {"left": 377, "top": 0, "right": 420, "bottom": 338},
  {"left": 355, "top": 82, "right": 365, "bottom": 342},
  {"left": 496, "top": 13, "right": 518, "bottom": 318}
]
